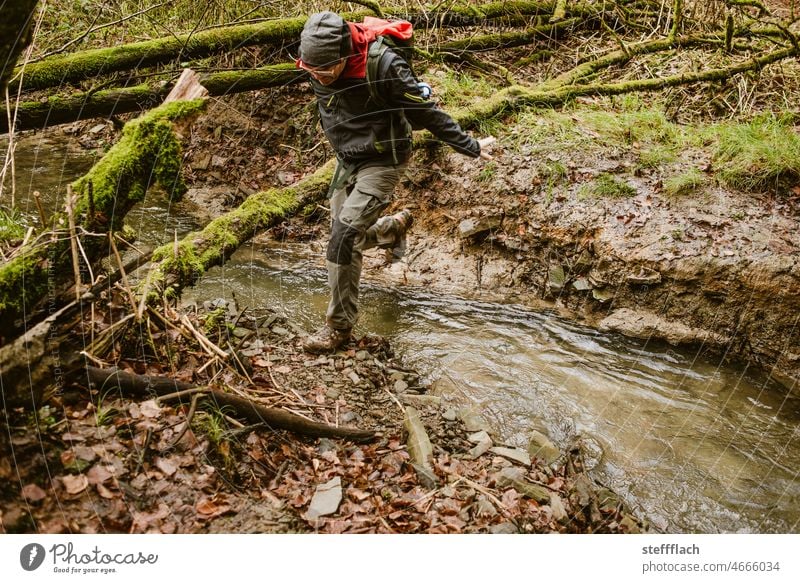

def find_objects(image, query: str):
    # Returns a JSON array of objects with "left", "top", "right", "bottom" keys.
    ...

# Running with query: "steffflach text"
[{"left": 642, "top": 544, "right": 700, "bottom": 555}]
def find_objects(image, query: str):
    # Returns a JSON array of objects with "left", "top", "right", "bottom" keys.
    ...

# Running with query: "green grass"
[
  {"left": 663, "top": 168, "right": 706, "bottom": 197},
  {"left": 435, "top": 70, "right": 495, "bottom": 110},
  {"left": 708, "top": 114, "right": 800, "bottom": 191},
  {"left": 579, "top": 173, "right": 637, "bottom": 199},
  {"left": 0, "top": 207, "right": 27, "bottom": 243}
]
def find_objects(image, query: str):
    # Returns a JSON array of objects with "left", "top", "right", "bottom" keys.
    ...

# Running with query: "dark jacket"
[{"left": 309, "top": 49, "right": 480, "bottom": 165}]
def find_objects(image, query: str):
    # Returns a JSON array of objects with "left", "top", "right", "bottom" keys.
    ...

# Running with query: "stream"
[{"left": 6, "top": 133, "right": 800, "bottom": 534}]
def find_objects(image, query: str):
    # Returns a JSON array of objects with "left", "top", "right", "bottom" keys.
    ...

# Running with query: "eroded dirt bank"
[{"left": 337, "top": 134, "right": 800, "bottom": 396}]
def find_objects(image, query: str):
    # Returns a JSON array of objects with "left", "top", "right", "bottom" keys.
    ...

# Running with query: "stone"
[
  {"left": 458, "top": 407, "right": 491, "bottom": 433},
  {"left": 404, "top": 407, "right": 436, "bottom": 487},
  {"left": 494, "top": 467, "right": 550, "bottom": 503},
  {"left": 271, "top": 326, "right": 290, "bottom": 336},
  {"left": 468, "top": 436, "right": 493, "bottom": 459},
  {"left": 489, "top": 446, "right": 531, "bottom": 466},
  {"left": 355, "top": 350, "right": 370, "bottom": 361},
  {"left": 627, "top": 266, "right": 661, "bottom": 285},
  {"left": 89, "top": 123, "right": 106, "bottom": 134},
  {"left": 317, "top": 438, "right": 337, "bottom": 454},
  {"left": 458, "top": 215, "right": 502, "bottom": 238},
  {"left": 411, "top": 463, "right": 437, "bottom": 489},
  {"left": 548, "top": 265, "right": 566, "bottom": 294},
  {"left": 489, "top": 522, "right": 519, "bottom": 534},
  {"left": 549, "top": 493, "right": 568, "bottom": 521},
  {"left": 592, "top": 287, "right": 615, "bottom": 303},
  {"left": 401, "top": 394, "right": 441, "bottom": 407},
  {"left": 305, "top": 477, "right": 342, "bottom": 519},
  {"left": 348, "top": 371, "right": 361, "bottom": 384},
  {"left": 394, "top": 380, "right": 409, "bottom": 392},
  {"left": 572, "top": 277, "right": 592, "bottom": 291},
  {"left": 475, "top": 496, "right": 498, "bottom": 518},
  {"left": 442, "top": 408, "right": 457, "bottom": 422},
  {"left": 468, "top": 430, "right": 491, "bottom": 444},
  {"left": 528, "top": 430, "right": 560, "bottom": 465}
]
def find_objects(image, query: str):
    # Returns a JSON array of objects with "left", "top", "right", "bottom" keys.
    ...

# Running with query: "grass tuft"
[
  {"left": 663, "top": 168, "right": 706, "bottom": 197},
  {"left": 579, "top": 173, "right": 637, "bottom": 199},
  {"left": 710, "top": 114, "right": 800, "bottom": 191}
]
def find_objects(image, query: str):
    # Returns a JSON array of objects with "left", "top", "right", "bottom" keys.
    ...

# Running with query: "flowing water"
[
  {"left": 7, "top": 135, "right": 800, "bottom": 533},
  {"left": 183, "top": 242, "right": 800, "bottom": 534}
]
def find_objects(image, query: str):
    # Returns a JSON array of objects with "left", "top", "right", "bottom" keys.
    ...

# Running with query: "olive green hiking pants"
[{"left": 325, "top": 163, "right": 407, "bottom": 330}]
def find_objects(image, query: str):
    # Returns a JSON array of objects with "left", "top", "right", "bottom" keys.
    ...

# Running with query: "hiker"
[{"left": 297, "top": 11, "right": 493, "bottom": 353}]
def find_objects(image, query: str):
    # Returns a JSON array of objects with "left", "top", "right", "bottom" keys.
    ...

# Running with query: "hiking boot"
[
  {"left": 303, "top": 325, "right": 352, "bottom": 354},
  {"left": 385, "top": 209, "right": 413, "bottom": 263}
]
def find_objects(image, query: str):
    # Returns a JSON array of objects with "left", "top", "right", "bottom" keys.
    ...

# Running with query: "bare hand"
[{"left": 478, "top": 136, "right": 496, "bottom": 161}]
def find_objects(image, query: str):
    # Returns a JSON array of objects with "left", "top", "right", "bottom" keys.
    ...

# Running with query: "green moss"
[
  {"left": 72, "top": 99, "right": 205, "bottom": 232},
  {"left": 0, "top": 248, "right": 48, "bottom": 316},
  {"left": 663, "top": 168, "right": 706, "bottom": 197}
]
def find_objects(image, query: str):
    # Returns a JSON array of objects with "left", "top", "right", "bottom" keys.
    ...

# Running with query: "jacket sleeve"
[{"left": 382, "top": 53, "right": 481, "bottom": 158}]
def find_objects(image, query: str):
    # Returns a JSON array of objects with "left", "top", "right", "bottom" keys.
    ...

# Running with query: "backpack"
[{"left": 362, "top": 17, "right": 415, "bottom": 107}]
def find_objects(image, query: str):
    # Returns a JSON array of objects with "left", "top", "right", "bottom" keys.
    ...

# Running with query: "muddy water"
[
  {"left": 184, "top": 242, "right": 800, "bottom": 534},
  {"left": 9, "top": 136, "right": 800, "bottom": 533},
  {"left": 2, "top": 133, "right": 199, "bottom": 242}
]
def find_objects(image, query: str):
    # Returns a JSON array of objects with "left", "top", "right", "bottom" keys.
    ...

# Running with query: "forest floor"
[{"left": 2, "top": 0, "right": 800, "bottom": 535}]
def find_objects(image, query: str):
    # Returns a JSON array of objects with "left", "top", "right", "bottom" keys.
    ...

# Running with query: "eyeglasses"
[{"left": 297, "top": 58, "right": 344, "bottom": 79}]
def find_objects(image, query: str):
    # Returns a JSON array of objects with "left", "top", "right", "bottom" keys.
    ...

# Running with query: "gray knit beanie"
[{"left": 300, "top": 12, "right": 351, "bottom": 67}]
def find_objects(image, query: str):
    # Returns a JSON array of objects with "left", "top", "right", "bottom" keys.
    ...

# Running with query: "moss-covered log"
[
  {"left": 1, "top": 64, "right": 301, "bottom": 133},
  {"left": 11, "top": 2, "right": 576, "bottom": 94},
  {"left": 436, "top": 17, "right": 580, "bottom": 55},
  {"left": 1, "top": 12, "right": 593, "bottom": 133},
  {"left": 0, "top": 99, "right": 206, "bottom": 338},
  {"left": 453, "top": 44, "right": 799, "bottom": 128},
  {"left": 0, "top": 0, "right": 38, "bottom": 92},
  {"left": 142, "top": 161, "right": 334, "bottom": 300}
]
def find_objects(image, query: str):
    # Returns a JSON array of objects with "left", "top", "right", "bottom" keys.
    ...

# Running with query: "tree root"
[{"left": 81, "top": 365, "right": 376, "bottom": 442}]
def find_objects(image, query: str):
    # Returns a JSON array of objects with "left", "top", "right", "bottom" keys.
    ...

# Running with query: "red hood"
[{"left": 339, "top": 22, "right": 375, "bottom": 80}]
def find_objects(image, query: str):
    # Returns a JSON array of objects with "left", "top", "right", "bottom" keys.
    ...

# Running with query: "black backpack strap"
[{"left": 366, "top": 37, "right": 389, "bottom": 106}]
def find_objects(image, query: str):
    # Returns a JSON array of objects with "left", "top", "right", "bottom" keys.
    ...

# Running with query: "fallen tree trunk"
[
  {"left": 140, "top": 160, "right": 334, "bottom": 301},
  {"left": 0, "top": 0, "right": 38, "bottom": 92},
  {"left": 11, "top": 1, "right": 577, "bottom": 94},
  {"left": 1, "top": 64, "right": 301, "bottom": 133},
  {"left": 81, "top": 366, "right": 376, "bottom": 442},
  {"left": 0, "top": 97, "right": 206, "bottom": 338}
]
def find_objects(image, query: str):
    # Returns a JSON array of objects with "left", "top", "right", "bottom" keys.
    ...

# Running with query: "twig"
[
  {"left": 34, "top": 1, "right": 170, "bottom": 62},
  {"left": 166, "top": 392, "right": 203, "bottom": 449},
  {"left": 109, "top": 231, "right": 139, "bottom": 319},
  {"left": 155, "top": 386, "right": 208, "bottom": 405},
  {"left": 179, "top": 314, "right": 228, "bottom": 359},
  {"left": 32, "top": 190, "right": 47, "bottom": 227},
  {"left": 65, "top": 185, "right": 82, "bottom": 303}
]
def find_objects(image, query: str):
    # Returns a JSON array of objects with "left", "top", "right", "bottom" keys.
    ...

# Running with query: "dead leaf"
[
  {"left": 61, "top": 474, "right": 89, "bottom": 495},
  {"left": 252, "top": 358, "right": 271, "bottom": 368},
  {"left": 87, "top": 464, "right": 113, "bottom": 485},
  {"left": 273, "top": 365, "right": 292, "bottom": 374},
  {"left": 195, "top": 496, "right": 231, "bottom": 519},
  {"left": 140, "top": 399, "right": 162, "bottom": 418},
  {"left": 155, "top": 457, "right": 179, "bottom": 476},
  {"left": 96, "top": 483, "right": 116, "bottom": 499},
  {"left": 21, "top": 483, "right": 47, "bottom": 502}
]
